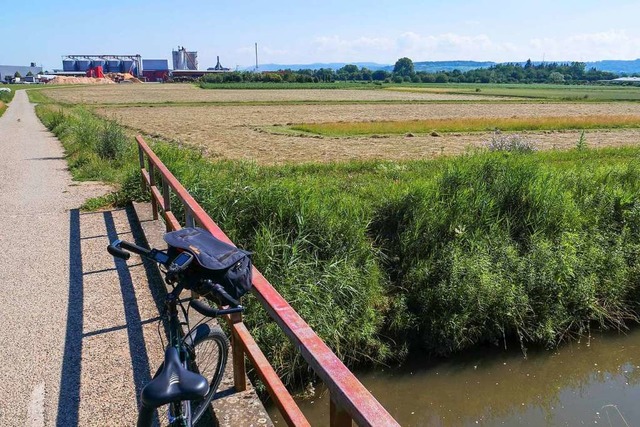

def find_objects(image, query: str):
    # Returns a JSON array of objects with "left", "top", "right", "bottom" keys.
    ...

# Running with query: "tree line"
[{"left": 200, "top": 57, "right": 624, "bottom": 85}]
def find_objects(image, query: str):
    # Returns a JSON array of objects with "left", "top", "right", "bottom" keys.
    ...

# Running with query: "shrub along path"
[{"left": 0, "top": 91, "right": 165, "bottom": 426}]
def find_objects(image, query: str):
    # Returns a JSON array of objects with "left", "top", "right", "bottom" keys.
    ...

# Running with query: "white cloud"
[
  {"left": 308, "top": 32, "right": 520, "bottom": 62},
  {"left": 529, "top": 30, "right": 640, "bottom": 61},
  {"left": 256, "top": 30, "right": 640, "bottom": 65},
  {"left": 396, "top": 32, "right": 518, "bottom": 61}
]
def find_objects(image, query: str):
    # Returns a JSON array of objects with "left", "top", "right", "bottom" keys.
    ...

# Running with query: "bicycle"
[{"left": 107, "top": 227, "right": 252, "bottom": 427}]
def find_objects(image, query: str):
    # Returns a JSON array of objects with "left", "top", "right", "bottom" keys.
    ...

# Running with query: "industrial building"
[
  {"left": 142, "top": 59, "right": 170, "bottom": 82},
  {"left": 0, "top": 63, "right": 43, "bottom": 83},
  {"left": 56, "top": 47, "right": 232, "bottom": 82},
  {"left": 60, "top": 55, "right": 144, "bottom": 77}
]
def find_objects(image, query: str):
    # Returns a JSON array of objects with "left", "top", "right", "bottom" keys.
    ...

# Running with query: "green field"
[{"left": 388, "top": 83, "right": 640, "bottom": 101}]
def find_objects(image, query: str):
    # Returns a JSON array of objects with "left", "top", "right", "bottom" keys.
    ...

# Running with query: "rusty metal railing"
[{"left": 136, "top": 136, "right": 399, "bottom": 427}]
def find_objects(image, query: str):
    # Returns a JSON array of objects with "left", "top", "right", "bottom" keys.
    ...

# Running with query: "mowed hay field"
[
  {"left": 39, "top": 83, "right": 509, "bottom": 104},
  {"left": 42, "top": 84, "right": 640, "bottom": 164}
]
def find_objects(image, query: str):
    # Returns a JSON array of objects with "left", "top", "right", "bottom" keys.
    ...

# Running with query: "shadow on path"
[{"left": 56, "top": 206, "right": 165, "bottom": 426}]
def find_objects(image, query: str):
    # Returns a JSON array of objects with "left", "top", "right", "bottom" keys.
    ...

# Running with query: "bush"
[
  {"left": 263, "top": 73, "right": 283, "bottom": 83},
  {"left": 97, "top": 119, "right": 129, "bottom": 161},
  {"left": 487, "top": 132, "right": 537, "bottom": 153},
  {"left": 421, "top": 74, "right": 436, "bottom": 83},
  {"left": 200, "top": 74, "right": 223, "bottom": 84}
]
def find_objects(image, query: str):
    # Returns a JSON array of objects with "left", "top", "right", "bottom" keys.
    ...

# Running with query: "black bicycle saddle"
[{"left": 140, "top": 347, "right": 209, "bottom": 408}]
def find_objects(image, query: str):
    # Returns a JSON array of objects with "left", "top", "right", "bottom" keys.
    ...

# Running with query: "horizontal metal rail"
[{"left": 136, "top": 135, "right": 399, "bottom": 427}]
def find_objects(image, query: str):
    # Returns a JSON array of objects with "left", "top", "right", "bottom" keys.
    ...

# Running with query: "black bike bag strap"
[{"left": 164, "top": 227, "right": 253, "bottom": 299}]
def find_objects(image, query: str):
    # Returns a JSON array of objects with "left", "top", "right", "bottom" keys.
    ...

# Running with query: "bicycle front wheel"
[{"left": 184, "top": 323, "right": 229, "bottom": 425}]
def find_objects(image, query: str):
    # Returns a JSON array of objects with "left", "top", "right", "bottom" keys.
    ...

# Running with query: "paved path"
[
  {"left": 0, "top": 91, "right": 271, "bottom": 426},
  {"left": 0, "top": 91, "right": 164, "bottom": 425}
]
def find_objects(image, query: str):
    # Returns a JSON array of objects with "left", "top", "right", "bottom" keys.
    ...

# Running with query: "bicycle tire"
[
  {"left": 185, "top": 323, "right": 229, "bottom": 424},
  {"left": 151, "top": 324, "right": 229, "bottom": 427}
]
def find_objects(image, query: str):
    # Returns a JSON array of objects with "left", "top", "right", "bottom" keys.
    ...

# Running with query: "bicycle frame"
[{"left": 161, "top": 283, "right": 195, "bottom": 425}]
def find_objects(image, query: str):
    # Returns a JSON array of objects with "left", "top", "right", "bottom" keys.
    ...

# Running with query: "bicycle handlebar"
[
  {"left": 108, "top": 239, "right": 152, "bottom": 260},
  {"left": 107, "top": 239, "right": 245, "bottom": 319},
  {"left": 190, "top": 280, "right": 244, "bottom": 317},
  {"left": 190, "top": 298, "right": 243, "bottom": 317}
]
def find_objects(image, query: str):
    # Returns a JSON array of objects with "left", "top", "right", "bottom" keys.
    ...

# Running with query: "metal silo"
[
  {"left": 172, "top": 50, "right": 184, "bottom": 70},
  {"left": 106, "top": 60, "right": 121, "bottom": 72},
  {"left": 121, "top": 60, "right": 135, "bottom": 74},
  {"left": 185, "top": 51, "right": 198, "bottom": 70},
  {"left": 76, "top": 59, "right": 91, "bottom": 71},
  {"left": 92, "top": 59, "right": 106, "bottom": 69},
  {"left": 62, "top": 59, "right": 76, "bottom": 71}
]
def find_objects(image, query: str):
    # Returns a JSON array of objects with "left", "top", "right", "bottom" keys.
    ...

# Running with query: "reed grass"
[{"left": 291, "top": 115, "right": 640, "bottom": 136}]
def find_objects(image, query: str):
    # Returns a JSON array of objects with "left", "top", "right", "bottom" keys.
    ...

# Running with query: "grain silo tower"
[{"left": 172, "top": 46, "right": 198, "bottom": 70}]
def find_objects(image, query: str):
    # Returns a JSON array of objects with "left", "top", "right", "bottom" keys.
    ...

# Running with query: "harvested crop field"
[
  {"left": 96, "top": 102, "right": 640, "bottom": 164},
  {"left": 40, "top": 84, "right": 509, "bottom": 104}
]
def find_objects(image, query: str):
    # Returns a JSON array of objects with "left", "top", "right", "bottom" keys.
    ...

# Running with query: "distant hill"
[
  {"left": 246, "top": 59, "right": 640, "bottom": 75},
  {"left": 586, "top": 59, "right": 640, "bottom": 74},
  {"left": 383, "top": 61, "right": 496, "bottom": 73},
  {"left": 251, "top": 62, "right": 388, "bottom": 72}
]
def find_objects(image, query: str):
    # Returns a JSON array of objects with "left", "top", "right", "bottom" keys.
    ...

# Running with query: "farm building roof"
[
  {"left": 142, "top": 59, "right": 169, "bottom": 71},
  {"left": 0, "top": 65, "right": 43, "bottom": 80}
]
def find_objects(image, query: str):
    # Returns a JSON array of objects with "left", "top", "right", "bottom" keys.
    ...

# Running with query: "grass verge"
[
  {"left": 0, "top": 87, "right": 16, "bottom": 117},
  {"left": 35, "top": 103, "right": 640, "bottom": 388},
  {"left": 290, "top": 115, "right": 640, "bottom": 136}
]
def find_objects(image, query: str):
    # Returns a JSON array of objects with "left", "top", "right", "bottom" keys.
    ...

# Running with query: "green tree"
[
  {"left": 372, "top": 70, "right": 390, "bottom": 81},
  {"left": 14, "top": 71, "right": 21, "bottom": 78},
  {"left": 393, "top": 57, "right": 415, "bottom": 77},
  {"left": 549, "top": 71, "right": 565, "bottom": 83}
]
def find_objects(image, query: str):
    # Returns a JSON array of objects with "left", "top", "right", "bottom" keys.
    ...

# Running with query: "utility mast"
[{"left": 255, "top": 43, "right": 259, "bottom": 71}]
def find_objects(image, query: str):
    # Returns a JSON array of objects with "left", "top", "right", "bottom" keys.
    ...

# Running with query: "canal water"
[{"left": 268, "top": 329, "right": 640, "bottom": 426}]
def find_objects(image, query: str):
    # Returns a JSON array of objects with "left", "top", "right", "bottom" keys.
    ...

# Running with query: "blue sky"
[{"left": 1, "top": 0, "right": 639, "bottom": 71}]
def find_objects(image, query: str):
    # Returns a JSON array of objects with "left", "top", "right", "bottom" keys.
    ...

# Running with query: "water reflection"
[{"left": 269, "top": 329, "right": 640, "bottom": 426}]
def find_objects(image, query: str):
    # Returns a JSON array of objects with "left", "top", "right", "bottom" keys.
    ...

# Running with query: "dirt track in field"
[{"left": 94, "top": 102, "right": 640, "bottom": 164}]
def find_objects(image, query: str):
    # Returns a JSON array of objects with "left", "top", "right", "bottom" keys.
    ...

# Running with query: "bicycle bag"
[{"left": 164, "top": 227, "right": 253, "bottom": 300}]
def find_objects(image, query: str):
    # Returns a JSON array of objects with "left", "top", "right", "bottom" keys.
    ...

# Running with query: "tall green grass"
[
  {"left": 0, "top": 88, "right": 15, "bottom": 117},
  {"left": 291, "top": 115, "right": 640, "bottom": 136},
  {"left": 35, "top": 104, "right": 640, "bottom": 387},
  {"left": 35, "top": 104, "right": 140, "bottom": 196}
]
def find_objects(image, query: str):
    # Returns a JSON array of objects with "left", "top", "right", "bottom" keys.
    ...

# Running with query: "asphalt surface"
[{"left": 0, "top": 91, "right": 164, "bottom": 425}]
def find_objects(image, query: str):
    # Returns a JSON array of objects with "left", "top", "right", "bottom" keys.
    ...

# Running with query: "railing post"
[
  {"left": 231, "top": 312, "right": 247, "bottom": 392},
  {"left": 148, "top": 161, "right": 158, "bottom": 220},
  {"left": 162, "top": 178, "right": 171, "bottom": 232},
  {"left": 330, "top": 397, "right": 352, "bottom": 427}
]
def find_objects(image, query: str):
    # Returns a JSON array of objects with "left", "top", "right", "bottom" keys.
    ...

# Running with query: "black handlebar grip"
[
  {"left": 190, "top": 299, "right": 220, "bottom": 317},
  {"left": 119, "top": 240, "right": 151, "bottom": 256},
  {"left": 212, "top": 283, "right": 241, "bottom": 307},
  {"left": 190, "top": 299, "right": 244, "bottom": 317},
  {"left": 107, "top": 244, "right": 130, "bottom": 260}
]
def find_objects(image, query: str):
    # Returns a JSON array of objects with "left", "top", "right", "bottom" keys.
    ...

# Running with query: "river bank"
[{"left": 35, "top": 103, "right": 640, "bottom": 389}]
